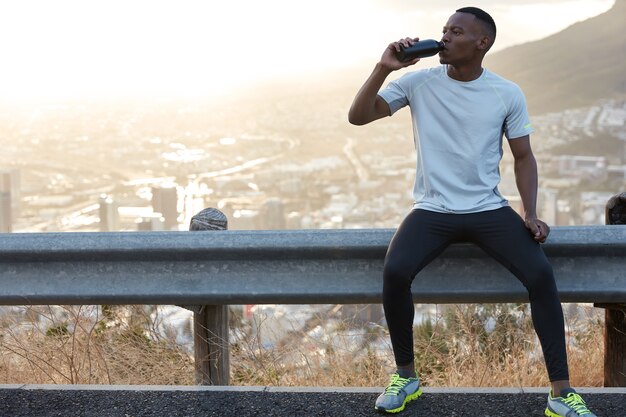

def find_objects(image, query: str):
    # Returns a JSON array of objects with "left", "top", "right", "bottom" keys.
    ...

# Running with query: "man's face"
[{"left": 438, "top": 12, "right": 486, "bottom": 65}]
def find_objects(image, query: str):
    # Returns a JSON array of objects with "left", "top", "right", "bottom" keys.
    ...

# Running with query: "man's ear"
[{"left": 477, "top": 35, "right": 490, "bottom": 51}]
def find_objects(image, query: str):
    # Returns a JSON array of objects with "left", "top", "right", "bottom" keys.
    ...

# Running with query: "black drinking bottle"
[{"left": 396, "top": 39, "right": 445, "bottom": 62}]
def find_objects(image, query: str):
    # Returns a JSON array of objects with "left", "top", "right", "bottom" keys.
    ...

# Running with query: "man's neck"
[{"left": 446, "top": 64, "right": 484, "bottom": 82}]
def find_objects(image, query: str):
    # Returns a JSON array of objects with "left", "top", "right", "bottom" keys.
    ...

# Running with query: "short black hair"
[{"left": 456, "top": 6, "right": 497, "bottom": 44}]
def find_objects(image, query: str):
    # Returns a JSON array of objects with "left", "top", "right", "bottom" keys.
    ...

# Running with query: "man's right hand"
[{"left": 380, "top": 37, "right": 422, "bottom": 71}]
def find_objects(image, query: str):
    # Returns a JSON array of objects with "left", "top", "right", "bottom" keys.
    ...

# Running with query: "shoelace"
[
  {"left": 562, "top": 392, "right": 592, "bottom": 415},
  {"left": 384, "top": 373, "right": 410, "bottom": 396}
]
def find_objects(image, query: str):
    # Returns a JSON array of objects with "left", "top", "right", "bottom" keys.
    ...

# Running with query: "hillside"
[{"left": 484, "top": 0, "right": 625, "bottom": 115}]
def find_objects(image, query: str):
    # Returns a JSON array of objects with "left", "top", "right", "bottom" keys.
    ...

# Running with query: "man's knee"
[
  {"left": 383, "top": 260, "right": 413, "bottom": 293},
  {"left": 524, "top": 260, "right": 557, "bottom": 293}
]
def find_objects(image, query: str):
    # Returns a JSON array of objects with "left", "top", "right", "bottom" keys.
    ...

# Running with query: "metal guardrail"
[
  {"left": 0, "top": 226, "right": 624, "bottom": 306},
  {"left": 1, "top": 225, "right": 625, "bottom": 386}
]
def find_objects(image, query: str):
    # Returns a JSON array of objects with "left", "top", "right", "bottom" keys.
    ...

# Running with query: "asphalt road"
[{"left": 1, "top": 386, "right": 624, "bottom": 417}]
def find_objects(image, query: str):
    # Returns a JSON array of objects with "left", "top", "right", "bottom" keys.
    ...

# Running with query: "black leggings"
[{"left": 383, "top": 207, "right": 569, "bottom": 382}]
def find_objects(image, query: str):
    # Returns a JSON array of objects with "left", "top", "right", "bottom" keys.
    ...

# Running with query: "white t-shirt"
[{"left": 378, "top": 65, "right": 534, "bottom": 214}]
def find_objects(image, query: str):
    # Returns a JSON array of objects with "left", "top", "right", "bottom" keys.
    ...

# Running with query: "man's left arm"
[{"left": 508, "top": 135, "right": 550, "bottom": 243}]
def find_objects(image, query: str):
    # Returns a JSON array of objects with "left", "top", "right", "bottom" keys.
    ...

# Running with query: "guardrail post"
[
  {"left": 596, "top": 192, "right": 626, "bottom": 387},
  {"left": 187, "top": 208, "right": 230, "bottom": 385}
]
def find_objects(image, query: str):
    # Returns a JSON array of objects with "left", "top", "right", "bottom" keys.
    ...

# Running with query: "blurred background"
[{"left": 0, "top": 0, "right": 623, "bottom": 233}]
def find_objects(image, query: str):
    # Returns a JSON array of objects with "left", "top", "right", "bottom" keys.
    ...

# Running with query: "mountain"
[{"left": 484, "top": 0, "right": 625, "bottom": 115}]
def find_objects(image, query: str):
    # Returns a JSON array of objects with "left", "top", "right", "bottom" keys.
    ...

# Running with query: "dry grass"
[
  {"left": 0, "top": 304, "right": 604, "bottom": 388},
  {"left": 409, "top": 304, "right": 604, "bottom": 388},
  {"left": 0, "top": 306, "right": 194, "bottom": 385}
]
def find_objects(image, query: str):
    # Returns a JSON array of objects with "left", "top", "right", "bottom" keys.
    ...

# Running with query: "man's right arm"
[
  {"left": 348, "top": 37, "right": 421, "bottom": 126},
  {"left": 348, "top": 64, "right": 394, "bottom": 125}
]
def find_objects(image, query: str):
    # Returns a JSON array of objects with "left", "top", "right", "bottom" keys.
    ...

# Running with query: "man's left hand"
[{"left": 524, "top": 217, "right": 550, "bottom": 243}]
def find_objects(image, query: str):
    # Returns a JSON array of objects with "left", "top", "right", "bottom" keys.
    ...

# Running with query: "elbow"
[
  {"left": 515, "top": 152, "right": 536, "bottom": 167},
  {"left": 349, "top": 100, "right": 389, "bottom": 125},
  {"left": 348, "top": 114, "right": 366, "bottom": 126},
  {"left": 347, "top": 107, "right": 359, "bottom": 125},
  {"left": 348, "top": 109, "right": 370, "bottom": 126}
]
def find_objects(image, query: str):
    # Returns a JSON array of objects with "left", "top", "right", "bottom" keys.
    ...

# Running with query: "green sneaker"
[
  {"left": 545, "top": 388, "right": 597, "bottom": 416},
  {"left": 374, "top": 373, "right": 422, "bottom": 413}
]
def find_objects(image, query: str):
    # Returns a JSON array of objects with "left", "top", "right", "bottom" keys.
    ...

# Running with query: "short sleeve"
[
  {"left": 378, "top": 75, "right": 411, "bottom": 115},
  {"left": 504, "top": 86, "right": 534, "bottom": 140}
]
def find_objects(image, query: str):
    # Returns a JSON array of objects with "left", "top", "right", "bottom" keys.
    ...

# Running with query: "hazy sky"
[{"left": 0, "top": 0, "right": 614, "bottom": 100}]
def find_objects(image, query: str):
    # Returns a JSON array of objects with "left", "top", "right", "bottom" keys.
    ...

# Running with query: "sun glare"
[{"left": 0, "top": 0, "right": 615, "bottom": 100}]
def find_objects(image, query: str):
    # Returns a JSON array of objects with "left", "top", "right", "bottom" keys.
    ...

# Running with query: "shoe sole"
[
  {"left": 375, "top": 388, "right": 423, "bottom": 414},
  {"left": 545, "top": 406, "right": 564, "bottom": 417}
]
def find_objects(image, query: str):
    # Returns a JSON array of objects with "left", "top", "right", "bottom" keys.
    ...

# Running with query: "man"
[{"left": 348, "top": 6, "right": 597, "bottom": 417}]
